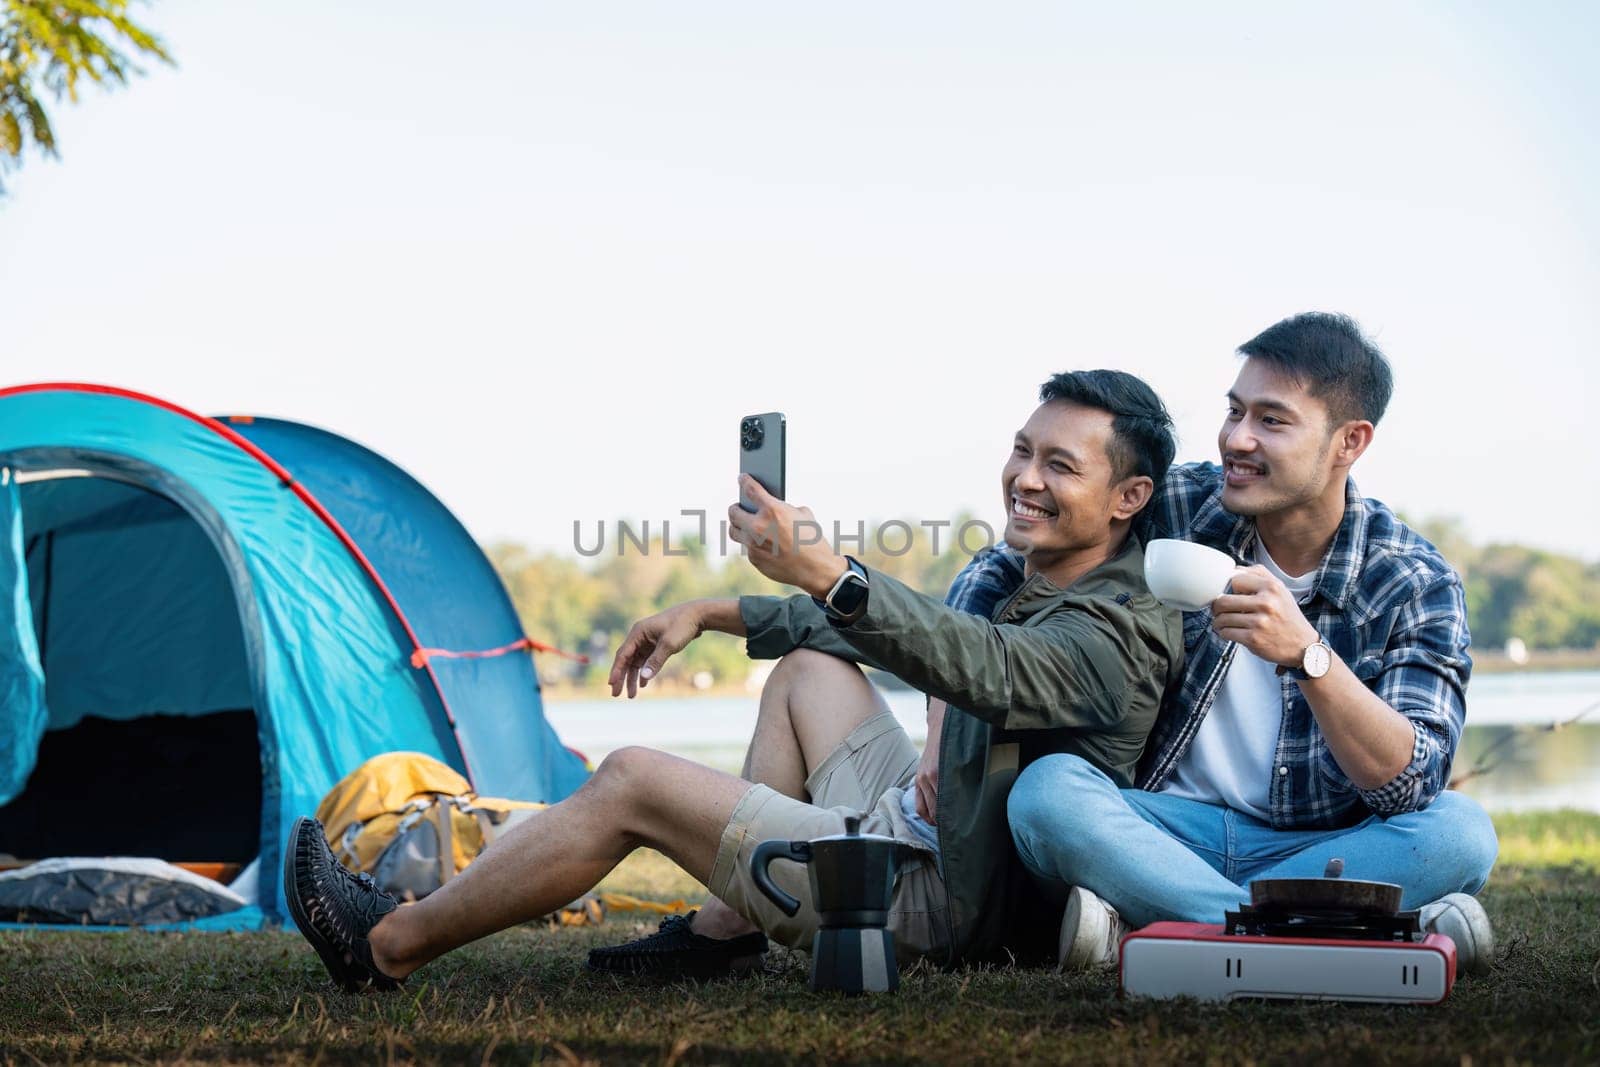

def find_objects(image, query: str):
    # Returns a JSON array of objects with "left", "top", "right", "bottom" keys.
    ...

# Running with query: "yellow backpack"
[
  {"left": 314, "top": 752, "right": 544, "bottom": 899},
  {"left": 313, "top": 750, "right": 693, "bottom": 922}
]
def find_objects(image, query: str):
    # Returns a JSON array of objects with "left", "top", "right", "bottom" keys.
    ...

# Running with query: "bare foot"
[{"left": 688, "top": 897, "right": 761, "bottom": 941}]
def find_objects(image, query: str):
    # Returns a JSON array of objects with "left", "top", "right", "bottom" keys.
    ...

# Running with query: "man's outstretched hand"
[{"left": 609, "top": 603, "right": 705, "bottom": 698}]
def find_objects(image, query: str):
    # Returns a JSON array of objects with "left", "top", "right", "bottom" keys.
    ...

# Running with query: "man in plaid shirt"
[{"left": 1005, "top": 313, "right": 1499, "bottom": 975}]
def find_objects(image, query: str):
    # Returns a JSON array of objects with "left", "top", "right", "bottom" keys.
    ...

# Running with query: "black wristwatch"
[{"left": 815, "top": 557, "right": 870, "bottom": 624}]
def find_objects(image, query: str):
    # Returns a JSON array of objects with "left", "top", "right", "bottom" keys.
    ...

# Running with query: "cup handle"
[{"left": 750, "top": 839, "right": 811, "bottom": 917}]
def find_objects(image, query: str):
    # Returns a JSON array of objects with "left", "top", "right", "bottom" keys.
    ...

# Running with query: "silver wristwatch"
[{"left": 1280, "top": 638, "right": 1334, "bottom": 681}]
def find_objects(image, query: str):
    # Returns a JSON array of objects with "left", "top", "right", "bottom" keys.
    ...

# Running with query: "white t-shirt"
[{"left": 1158, "top": 543, "right": 1317, "bottom": 820}]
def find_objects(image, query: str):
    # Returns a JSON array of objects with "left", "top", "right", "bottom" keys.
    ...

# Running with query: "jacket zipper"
[
  {"left": 933, "top": 574, "right": 1039, "bottom": 964},
  {"left": 934, "top": 702, "right": 958, "bottom": 962}
]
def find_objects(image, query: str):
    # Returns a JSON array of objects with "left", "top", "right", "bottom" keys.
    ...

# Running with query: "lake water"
[{"left": 545, "top": 670, "right": 1600, "bottom": 813}]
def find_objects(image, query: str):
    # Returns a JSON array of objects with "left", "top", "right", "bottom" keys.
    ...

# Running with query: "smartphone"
[{"left": 739, "top": 412, "right": 786, "bottom": 512}]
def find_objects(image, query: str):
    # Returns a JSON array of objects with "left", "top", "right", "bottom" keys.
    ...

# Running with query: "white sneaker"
[
  {"left": 1058, "top": 886, "right": 1129, "bottom": 971},
  {"left": 1419, "top": 893, "right": 1495, "bottom": 976}
]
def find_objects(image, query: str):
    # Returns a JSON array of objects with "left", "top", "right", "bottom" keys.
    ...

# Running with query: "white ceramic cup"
[{"left": 1143, "top": 538, "right": 1238, "bottom": 611}]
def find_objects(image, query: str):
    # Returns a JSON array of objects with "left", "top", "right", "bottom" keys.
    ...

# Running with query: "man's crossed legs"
[
  {"left": 1007, "top": 753, "right": 1501, "bottom": 973},
  {"left": 287, "top": 650, "right": 940, "bottom": 990}
]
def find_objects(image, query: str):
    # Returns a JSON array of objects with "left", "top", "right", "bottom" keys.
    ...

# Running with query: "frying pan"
[{"left": 1248, "top": 858, "right": 1404, "bottom": 915}]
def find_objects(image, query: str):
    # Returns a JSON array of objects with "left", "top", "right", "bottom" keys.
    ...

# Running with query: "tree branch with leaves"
[{"left": 0, "top": 0, "right": 171, "bottom": 189}]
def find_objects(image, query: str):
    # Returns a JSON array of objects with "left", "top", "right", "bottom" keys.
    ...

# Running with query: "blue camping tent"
[{"left": 0, "top": 383, "right": 588, "bottom": 927}]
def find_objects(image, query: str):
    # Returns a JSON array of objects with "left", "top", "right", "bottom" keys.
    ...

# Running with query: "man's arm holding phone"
[{"left": 728, "top": 475, "right": 1144, "bottom": 728}]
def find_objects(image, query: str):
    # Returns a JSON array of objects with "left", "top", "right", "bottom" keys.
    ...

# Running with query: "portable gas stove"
[{"left": 1120, "top": 860, "right": 1457, "bottom": 1004}]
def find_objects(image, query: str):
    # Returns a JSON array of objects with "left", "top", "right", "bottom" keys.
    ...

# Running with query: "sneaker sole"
[
  {"left": 283, "top": 816, "right": 393, "bottom": 994},
  {"left": 1059, "top": 887, "right": 1116, "bottom": 972},
  {"left": 1436, "top": 893, "right": 1495, "bottom": 977}
]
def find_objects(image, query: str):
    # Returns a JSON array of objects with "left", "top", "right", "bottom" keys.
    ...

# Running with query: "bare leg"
[
  {"left": 368, "top": 747, "right": 751, "bottom": 979},
  {"left": 692, "top": 648, "right": 891, "bottom": 939}
]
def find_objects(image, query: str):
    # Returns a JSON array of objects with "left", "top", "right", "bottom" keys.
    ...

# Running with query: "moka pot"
[{"left": 751, "top": 815, "right": 921, "bottom": 994}]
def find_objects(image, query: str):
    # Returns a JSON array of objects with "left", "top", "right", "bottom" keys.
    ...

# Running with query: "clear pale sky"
[{"left": 2, "top": 1, "right": 1595, "bottom": 561}]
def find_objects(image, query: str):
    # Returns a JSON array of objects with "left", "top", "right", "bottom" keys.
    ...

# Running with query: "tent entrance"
[{"left": 0, "top": 470, "right": 262, "bottom": 863}]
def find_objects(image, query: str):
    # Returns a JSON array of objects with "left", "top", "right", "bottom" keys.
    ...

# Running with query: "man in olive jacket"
[{"left": 282, "top": 371, "right": 1182, "bottom": 993}]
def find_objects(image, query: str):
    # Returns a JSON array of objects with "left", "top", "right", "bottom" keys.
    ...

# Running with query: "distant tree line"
[
  {"left": 1411, "top": 518, "right": 1600, "bottom": 652},
  {"left": 489, "top": 513, "right": 979, "bottom": 691},
  {"left": 489, "top": 515, "right": 1600, "bottom": 690}
]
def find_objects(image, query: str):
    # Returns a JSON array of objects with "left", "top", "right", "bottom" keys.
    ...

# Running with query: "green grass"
[
  {"left": 2, "top": 812, "right": 1597, "bottom": 1065},
  {"left": 1492, "top": 809, "right": 1600, "bottom": 871}
]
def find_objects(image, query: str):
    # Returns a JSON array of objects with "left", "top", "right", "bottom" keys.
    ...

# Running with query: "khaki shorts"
[{"left": 707, "top": 712, "right": 950, "bottom": 964}]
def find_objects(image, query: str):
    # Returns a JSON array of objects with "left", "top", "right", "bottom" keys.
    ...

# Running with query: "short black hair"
[
  {"left": 1038, "top": 369, "right": 1177, "bottom": 486},
  {"left": 1238, "top": 312, "right": 1394, "bottom": 426}
]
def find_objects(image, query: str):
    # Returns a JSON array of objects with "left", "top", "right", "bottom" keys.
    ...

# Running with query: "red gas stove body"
[{"left": 1120, "top": 922, "right": 1457, "bottom": 1004}]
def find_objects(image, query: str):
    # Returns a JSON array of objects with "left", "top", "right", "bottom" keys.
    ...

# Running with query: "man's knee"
[
  {"left": 1007, "top": 754, "right": 1105, "bottom": 870},
  {"left": 1420, "top": 790, "right": 1499, "bottom": 889},
  {"left": 767, "top": 647, "right": 862, "bottom": 689},
  {"left": 1387, "top": 790, "right": 1499, "bottom": 892},
  {"left": 1010, "top": 753, "right": 1105, "bottom": 813},
  {"left": 590, "top": 746, "right": 669, "bottom": 800}
]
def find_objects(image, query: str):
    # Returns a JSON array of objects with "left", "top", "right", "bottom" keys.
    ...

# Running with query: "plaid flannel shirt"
[{"left": 950, "top": 462, "right": 1472, "bottom": 829}]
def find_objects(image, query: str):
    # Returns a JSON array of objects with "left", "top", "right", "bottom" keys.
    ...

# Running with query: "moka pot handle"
[{"left": 750, "top": 839, "right": 812, "bottom": 917}]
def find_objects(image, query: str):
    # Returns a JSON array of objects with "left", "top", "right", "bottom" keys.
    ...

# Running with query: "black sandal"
[{"left": 586, "top": 911, "right": 768, "bottom": 980}]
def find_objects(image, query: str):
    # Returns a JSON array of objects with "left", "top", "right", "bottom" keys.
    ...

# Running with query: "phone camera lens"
[{"left": 741, "top": 419, "right": 764, "bottom": 450}]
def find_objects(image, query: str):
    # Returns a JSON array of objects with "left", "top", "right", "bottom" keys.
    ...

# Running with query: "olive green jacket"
[{"left": 739, "top": 538, "right": 1183, "bottom": 964}]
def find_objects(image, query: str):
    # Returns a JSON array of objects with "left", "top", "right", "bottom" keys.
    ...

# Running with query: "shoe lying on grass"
[
  {"left": 587, "top": 911, "right": 768, "bottom": 980},
  {"left": 1057, "top": 886, "right": 1128, "bottom": 972},
  {"left": 1420, "top": 892, "right": 1495, "bottom": 976},
  {"left": 284, "top": 816, "right": 404, "bottom": 993}
]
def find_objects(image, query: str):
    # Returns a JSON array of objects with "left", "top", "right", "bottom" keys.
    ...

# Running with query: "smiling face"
[
  {"left": 1218, "top": 357, "right": 1343, "bottom": 517},
  {"left": 1001, "top": 399, "right": 1134, "bottom": 570}
]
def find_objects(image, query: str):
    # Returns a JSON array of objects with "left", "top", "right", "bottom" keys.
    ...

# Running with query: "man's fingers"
[
  {"left": 914, "top": 775, "right": 936, "bottom": 824},
  {"left": 740, "top": 473, "right": 776, "bottom": 507},
  {"left": 639, "top": 646, "right": 673, "bottom": 689},
  {"left": 735, "top": 478, "right": 788, "bottom": 546},
  {"left": 609, "top": 628, "right": 644, "bottom": 696},
  {"left": 639, "top": 619, "right": 701, "bottom": 690},
  {"left": 1210, "top": 594, "right": 1259, "bottom": 615},
  {"left": 1213, "top": 624, "right": 1256, "bottom": 647},
  {"left": 1226, "top": 567, "right": 1267, "bottom": 593},
  {"left": 727, "top": 504, "right": 763, "bottom": 546},
  {"left": 608, "top": 631, "right": 633, "bottom": 685},
  {"left": 621, "top": 634, "right": 655, "bottom": 698}
]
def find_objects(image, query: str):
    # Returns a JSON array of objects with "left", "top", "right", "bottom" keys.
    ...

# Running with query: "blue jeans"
[{"left": 1008, "top": 754, "right": 1499, "bottom": 928}]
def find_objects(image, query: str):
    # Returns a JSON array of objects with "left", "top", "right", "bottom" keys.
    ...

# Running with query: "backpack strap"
[{"left": 434, "top": 801, "right": 455, "bottom": 887}]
